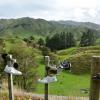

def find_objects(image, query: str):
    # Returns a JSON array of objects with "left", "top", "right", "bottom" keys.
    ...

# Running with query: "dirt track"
[
  {"left": 15, "top": 92, "right": 89, "bottom": 100},
  {"left": 32, "top": 94, "right": 89, "bottom": 100}
]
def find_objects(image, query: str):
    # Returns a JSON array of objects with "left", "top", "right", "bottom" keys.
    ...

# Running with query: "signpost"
[
  {"left": 7, "top": 55, "right": 14, "bottom": 100},
  {"left": 2, "top": 54, "right": 22, "bottom": 100},
  {"left": 8, "top": 73, "right": 14, "bottom": 100},
  {"left": 44, "top": 56, "right": 50, "bottom": 100},
  {"left": 38, "top": 56, "right": 71, "bottom": 100}
]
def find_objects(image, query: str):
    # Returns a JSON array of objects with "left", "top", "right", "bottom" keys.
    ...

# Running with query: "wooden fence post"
[
  {"left": 89, "top": 56, "right": 100, "bottom": 100},
  {"left": 7, "top": 54, "right": 14, "bottom": 100},
  {"left": 44, "top": 56, "right": 50, "bottom": 100},
  {"left": 8, "top": 74, "right": 14, "bottom": 100}
]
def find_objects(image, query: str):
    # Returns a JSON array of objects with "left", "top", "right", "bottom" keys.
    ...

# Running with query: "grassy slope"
[
  {"left": 35, "top": 45, "right": 100, "bottom": 96},
  {"left": 57, "top": 46, "right": 100, "bottom": 60}
]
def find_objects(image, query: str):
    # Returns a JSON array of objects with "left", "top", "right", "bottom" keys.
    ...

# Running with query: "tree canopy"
[{"left": 46, "top": 32, "right": 76, "bottom": 50}]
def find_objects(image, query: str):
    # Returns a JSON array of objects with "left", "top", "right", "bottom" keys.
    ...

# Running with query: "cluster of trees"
[
  {"left": 23, "top": 28, "right": 97, "bottom": 52},
  {"left": 46, "top": 32, "right": 76, "bottom": 50},
  {"left": 23, "top": 36, "right": 45, "bottom": 48},
  {"left": 45, "top": 28, "right": 96, "bottom": 50},
  {"left": 22, "top": 28, "right": 97, "bottom": 55}
]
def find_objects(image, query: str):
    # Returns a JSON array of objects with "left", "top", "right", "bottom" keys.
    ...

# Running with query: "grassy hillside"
[
  {"left": 57, "top": 46, "right": 100, "bottom": 74},
  {"left": 0, "top": 17, "right": 100, "bottom": 39},
  {"left": 57, "top": 46, "right": 100, "bottom": 59},
  {"left": 35, "top": 45, "right": 100, "bottom": 96},
  {"left": 0, "top": 36, "right": 99, "bottom": 96}
]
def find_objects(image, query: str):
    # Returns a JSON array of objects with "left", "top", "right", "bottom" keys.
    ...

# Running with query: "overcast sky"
[{"left": 0, "top": 0, "right": 100, "bottom": 24}]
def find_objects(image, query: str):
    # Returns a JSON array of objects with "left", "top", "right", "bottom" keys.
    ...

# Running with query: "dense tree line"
[
  {"left": 46, "top": 32, "right": 76, "bottom": 50},
  {"left": 45, "top": 28, "right": 96, "bottom": 50}
]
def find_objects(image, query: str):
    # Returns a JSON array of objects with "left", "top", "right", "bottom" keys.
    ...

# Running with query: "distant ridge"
[
  {"left": 57, "top": 20, "right": 100, "bottom": 30},
  {"left": 0, "top": 17, "right": 100, "bottom": 38}
]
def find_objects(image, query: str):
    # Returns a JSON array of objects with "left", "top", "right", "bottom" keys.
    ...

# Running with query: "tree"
[
  {"left": 46, "top": 33, "right": 62, "bottom": 50},
  {"left": 37, "top": 38, "right": 45, "bottom": 47},
  {"left": 29, "top": 36, "right": 35, "bottom": 41},
  {"left": 60, "top": 32, "right": 66, "bottom": 49},
  {"left": 41, "top": 46, "right": 50, "bottom": 57},
  {"left": 66, "top": 32, "right": 76, "bottom": 48},
  {"left": 80, "top": 29, "right": 96, "bottom": 47}
]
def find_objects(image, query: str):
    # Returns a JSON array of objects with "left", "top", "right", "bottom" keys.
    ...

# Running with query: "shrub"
[{"left": 69, "top": 52, "right": 99, "bottom": 74}]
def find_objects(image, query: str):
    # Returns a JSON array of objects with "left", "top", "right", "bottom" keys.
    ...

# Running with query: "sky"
[{"left": 0, "top": 0, "right": 100, "bottom": 24}]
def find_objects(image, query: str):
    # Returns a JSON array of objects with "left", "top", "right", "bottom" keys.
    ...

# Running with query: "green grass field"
[
  {"left": 34, "top": 46, "right": 100, "bottom": 96},
  {"left": 35, "top": 64, "right": 90, "bottom": 96}
]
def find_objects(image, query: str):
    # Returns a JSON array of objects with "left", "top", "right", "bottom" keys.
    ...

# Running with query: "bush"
[
  {"left": 0, "top": 37, "right": 38, "bottom": 92},
  {"left": 69, "top": 52, "right": 99, "bottom": 74}
]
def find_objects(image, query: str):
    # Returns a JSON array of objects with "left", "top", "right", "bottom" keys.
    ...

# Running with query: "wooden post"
[
  {"left": 7, "top": 54, "right": 14, "bottom": 100},
  {"left": 89, "top": 56, "right": 100, "bottom": 100},
  {"left": 44, "top": 56, "right": 50, "bottom": 100},
  {"left": 8, "top": 74, "right": 14, "bottom": 100}
]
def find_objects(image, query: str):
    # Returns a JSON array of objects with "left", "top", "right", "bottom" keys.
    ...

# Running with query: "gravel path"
[
  {"left": 16, "top": 92, "right": 89, "bottom": 100},
  {"left": 32, "top": 94, "right": 89, "bottom": 100}
]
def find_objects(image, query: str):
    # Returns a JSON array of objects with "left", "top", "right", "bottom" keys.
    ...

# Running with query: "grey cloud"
[
  {"left": 0, "top": 0, "right": 56, "bottom": 18},
  {"left": 0, "top": 0, "right": 100, "bottom": 24}
]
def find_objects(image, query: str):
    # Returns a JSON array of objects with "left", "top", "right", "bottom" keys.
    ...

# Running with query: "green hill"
[{"left": 0, "top": 17, "right": 100, "bottom": 39}]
